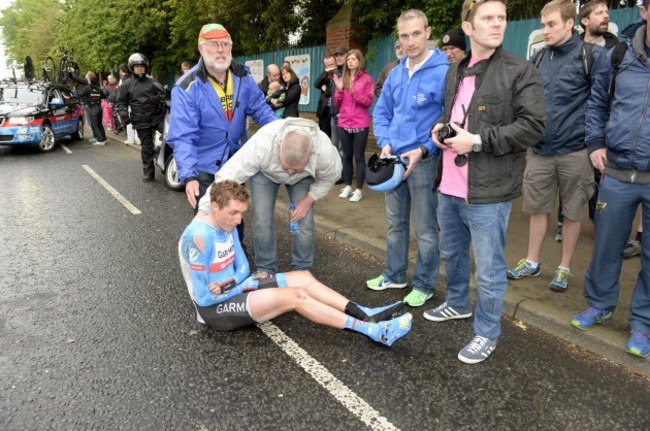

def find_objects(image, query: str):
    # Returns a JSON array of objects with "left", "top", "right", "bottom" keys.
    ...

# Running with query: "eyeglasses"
[
  {"left": 464, "top": 0, "right": 485, "bottom": 22},
  {"left": 200, "top": 40, "right": 232, "bottom": 49}
]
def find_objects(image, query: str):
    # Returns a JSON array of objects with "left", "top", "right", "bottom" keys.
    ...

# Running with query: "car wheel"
[
  {"left": 165, "top": 156, "right": 183, "bottom": 191},
  {"left": 71, "top": 118, "right": 84, "bottom": 141},
  {"left": 38, "top": 124, "right": 56, "bottom": 152}
]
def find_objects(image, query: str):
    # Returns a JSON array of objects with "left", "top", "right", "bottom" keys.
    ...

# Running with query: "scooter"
[{"left": 154, "top": 111, "right": 183, "bottom": 191}]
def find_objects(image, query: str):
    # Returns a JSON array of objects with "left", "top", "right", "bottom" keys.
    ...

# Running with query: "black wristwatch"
[
  {"left": 419, "top": 145, "right": 429, "bottom": 159},
  {"left": 186, "top": 176, "right": 198, "bottom": 183}
]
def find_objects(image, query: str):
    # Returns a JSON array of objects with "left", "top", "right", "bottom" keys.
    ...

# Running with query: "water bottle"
[{"left": 289, "top": 203, "right": 300, "bottom": 235}]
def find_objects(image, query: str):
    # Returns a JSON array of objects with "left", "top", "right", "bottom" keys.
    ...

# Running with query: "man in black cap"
[{"left": 441, "top": 27, "right": 467, "bottom": 64}]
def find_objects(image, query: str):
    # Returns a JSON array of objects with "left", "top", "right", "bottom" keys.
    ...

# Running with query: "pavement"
[{"left": 114, "top": 130, "right": 649, "bottom": 378}]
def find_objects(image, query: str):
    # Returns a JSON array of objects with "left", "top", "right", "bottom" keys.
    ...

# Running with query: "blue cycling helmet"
[{"left": 366, "top": 154, "right": 407, "bottom": 193}]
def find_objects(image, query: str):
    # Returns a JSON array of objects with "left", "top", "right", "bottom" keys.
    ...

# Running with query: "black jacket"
[
  {"left": 329, "top": 65, "right": 344, "bottom": 117},
  {"left": 314, "top": 70, "right": 333, "bottom": 118},
  {"left": 436, "top": 47, "right": 547, "bottom": 203},
  {"left": 117, "top": 75, "right": 166, "bottom": 129},
  {"left": 282, "top": 79, "right": 301, "bottom": 118},
  {"left": 70, "top": 73, "right": 104, "bottom": 106}
]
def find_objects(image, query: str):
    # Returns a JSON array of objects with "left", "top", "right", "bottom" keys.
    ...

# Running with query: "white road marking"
[
  {"left": 258, "top": 321, "right": 400, "bottom": 431},
  {"left": 60, "top": 144, "right": 72, "bottom": 154},
  {"left": 82, "top": 165, "right": 141, "bottom": 215}
]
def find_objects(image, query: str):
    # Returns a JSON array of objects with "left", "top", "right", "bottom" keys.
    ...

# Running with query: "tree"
[
  {"left": 327, "top": 0, "right": 465, "bottom": 40},
  {"left": 333, "top": 0, "right": 548, "bottom": 41},
  {"left": 0, "top": 0, "right": 64, "bottom": 71},
  {"left": 163, "top": 0, "right": 338, "bottom": 74},
  {"left": 56, "top": 0, "right": 173, "bottom": 75},
  {"left": 1, "top": 0, "right": 341, "bottom": 79}
]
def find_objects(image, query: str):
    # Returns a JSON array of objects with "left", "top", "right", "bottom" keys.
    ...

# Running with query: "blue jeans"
[
  {"left": 438, "top": 193, "right": 512, "bottom": 340},
  {"left": 250, "top": 172, "right": 315, "bottom": 272},
  {"left": 584, "top": 175, "right": 650, "bottom": 334},
  {"left": 383, "top": 155, "right": 440, "bottom": 294}
]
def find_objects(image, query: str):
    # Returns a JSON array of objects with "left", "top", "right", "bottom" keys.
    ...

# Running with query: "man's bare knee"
[
  {"left": 290, "top": 270, "right": 315, "bottom": 284},
  {"left": 293, "top": 287, "right": 309, "bottom": 301}
]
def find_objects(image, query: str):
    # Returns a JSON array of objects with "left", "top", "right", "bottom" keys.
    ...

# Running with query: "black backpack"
[{"left": 608, "top": 41, "right": 628, "bottom": 108}]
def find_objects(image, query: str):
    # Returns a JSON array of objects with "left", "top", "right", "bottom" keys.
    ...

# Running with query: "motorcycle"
[
  {"left": 111, "top": 105, "right": 125, "bottom": 134},
  {"left": 154, "top": 111, "right": 183, "bottom": 191}
]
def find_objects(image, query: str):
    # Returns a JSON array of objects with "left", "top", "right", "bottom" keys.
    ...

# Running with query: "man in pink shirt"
[{"left": 425, "top": 0, "right": 546, "bottom": 364}]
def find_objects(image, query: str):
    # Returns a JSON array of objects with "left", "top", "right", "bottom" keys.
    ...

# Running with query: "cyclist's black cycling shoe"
[{"left": 365, "top": 301, "right": 407, "bottom": 323}]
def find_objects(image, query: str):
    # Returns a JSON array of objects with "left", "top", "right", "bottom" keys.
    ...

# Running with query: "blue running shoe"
[
  {"left": 377, "top": 313, "right": 412, "bottom": 347},
  {"left": 626, "top": 330, "right": 650, "bottom": 358},
  {"left": 507, "top": 259, "right": 541, "bottom": 280},
  {"left": 571, "top": 307, "right": 612, "bottom": 330},
  {"left": 549, "top": 267, "right": 571, "bottom": 292}
]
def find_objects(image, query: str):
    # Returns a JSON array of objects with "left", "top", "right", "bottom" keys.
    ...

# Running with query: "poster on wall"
[
  {"left": 284, "top": 54, "right": 310, "bottom": 105},
  {"left": 245, "top": 59, "right": 264, "bottom": 85},
  {"left": 526, "top": 23, "right": 619, "bottom": 60}
]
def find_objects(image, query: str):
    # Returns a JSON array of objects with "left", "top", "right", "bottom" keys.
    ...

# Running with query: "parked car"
[{"left": 0, "top": 80, "right": 84, "bottom": 152}]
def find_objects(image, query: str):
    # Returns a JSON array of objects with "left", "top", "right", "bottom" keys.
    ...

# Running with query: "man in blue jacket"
[
  {"left": 370, "top": 9, "right": 448, "bottom": 308},
  {"left": 168, "top": 23, "right": 277, "bottom": 215},
  {"left": 507, "top": 0, "right": 606, "bottom": 292},
  {"left": 571, "top": 2, "right": 650, "bottom": 358}
]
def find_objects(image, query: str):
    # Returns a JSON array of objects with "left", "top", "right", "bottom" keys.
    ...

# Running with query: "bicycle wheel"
[
  {"left": 42, "top": 56, "right": 55, "bottom": 82},
  {"left": 59, "top": 57, "right": 68, "bottom": 84}
]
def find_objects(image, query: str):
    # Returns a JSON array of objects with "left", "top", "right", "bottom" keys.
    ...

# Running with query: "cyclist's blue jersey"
[{"left": 178, "top": 220, "right": 257, "bottom": 307}]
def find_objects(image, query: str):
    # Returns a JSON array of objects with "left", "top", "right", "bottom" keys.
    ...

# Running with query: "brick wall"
[{"left": 326, "top": 27, "right": 367, "bottom": 56}]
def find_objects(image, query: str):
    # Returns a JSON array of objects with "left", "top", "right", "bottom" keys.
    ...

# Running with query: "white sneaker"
[
  {"left": 124, "top": 139, "right": 134, "bottom": 145},
  {"left": 93, "top": 141, "right": 106, "bottom": 146},
  {"left": 349, "top": 189, "right": 363, "bottom": 202},
  {"left": 338, "top": 186, "right": 352, "bottom": 199}
]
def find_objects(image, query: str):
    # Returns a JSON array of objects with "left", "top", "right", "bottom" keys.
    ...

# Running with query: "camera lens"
[
  {"left": 438, "top": 124, "right": 457, "bottom": 142},
  {"left": 454, "top": 155, "right": 468, "bottom": 167},
  {"left": 438, "top": 125, "right": 452, "bottom": 141}
]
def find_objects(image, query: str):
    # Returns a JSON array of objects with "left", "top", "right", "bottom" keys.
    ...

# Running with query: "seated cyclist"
[{"left": 178, "top": 180, "right": 412, "bottom": 346}]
